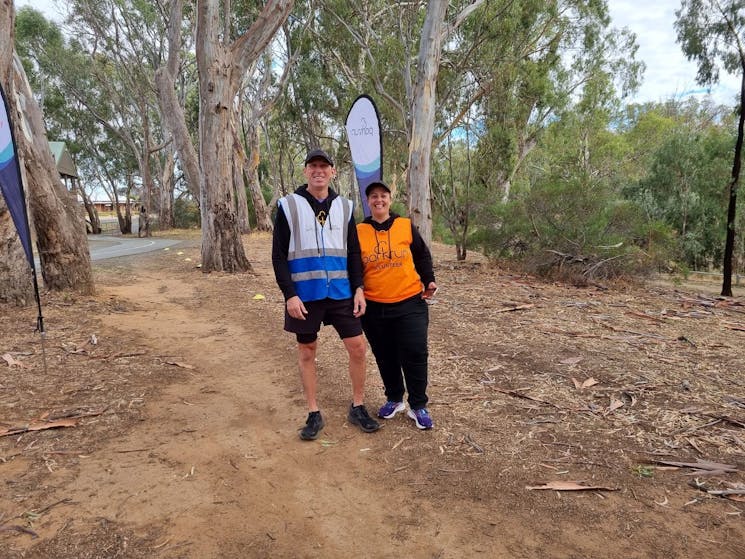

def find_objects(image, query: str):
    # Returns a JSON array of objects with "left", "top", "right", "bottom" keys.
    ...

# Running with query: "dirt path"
[
  {"left": 89, "top": 269, "right": 488, "bottom": 558},
  {"left": 2, "top": 233, "right": 744, "bottom": 558}
]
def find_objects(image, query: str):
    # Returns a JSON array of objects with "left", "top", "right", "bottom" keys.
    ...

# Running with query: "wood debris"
[
  {"left": 651, "top": 458, "right": 738, "bottom": 476},
  {"left": 526, "top": 481, "right": 618, "bottom": 491},
  {"left": 0, "top": 408, "right": 106, "bottom": 437}
]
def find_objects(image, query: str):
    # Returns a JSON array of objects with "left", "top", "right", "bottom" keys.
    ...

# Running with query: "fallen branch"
[
  {"left": 0, "top": 524, "right": 38, "bottom": 538},
  {"left": 493, "top": 304, "right": 534, "bottom": 313},
  {"left": 681, "top": 409, "right": 745, "bottom": 429},
  {"left": 651, "top": 458, "right": 738, "bottom": 474},
  {"left": 0, "top": 408, "right": 106, "bottom": 438},
  {"left": 491, "top": 386, "right": 562, "bottom": 409},
  {"left": 0, "top": 418, "right": 78, "bottom": 438},
  {"left": 706, "top": 489, "right": 745, "bottom": 496},
  {"left": 526, "top": 481, "right": 618, "bottom": 491},
  {"left": 625, "top": 310, "right": 668, "bottom": 323}
]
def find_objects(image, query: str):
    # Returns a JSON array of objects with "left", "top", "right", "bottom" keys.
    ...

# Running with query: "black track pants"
[{"left": 361, "top": 295, "right": 429, "bottom": 410}]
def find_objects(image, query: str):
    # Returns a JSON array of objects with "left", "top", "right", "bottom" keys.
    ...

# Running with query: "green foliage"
[
  {"left": 473, "top": 173, "right": 672, "bottom": 282},
  {"left": 632, "top": 465, "right": 655, "bottom": 478},
  {"left": 469, "top": 0, "right": 643, "bottom": 195},
  {"left": 173, "top": 197, "right": 200, "bottom": 229},
  {"left": 675, "top": 0, "right": 745, "bottom": 85},
  {"left": 623, "top": 113, "right": 735, "bottom": 270}
]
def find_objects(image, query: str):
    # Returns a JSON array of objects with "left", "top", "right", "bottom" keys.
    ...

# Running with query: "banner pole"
[{"left": 32, "top": 267, "right": 48, "bottom": 375}]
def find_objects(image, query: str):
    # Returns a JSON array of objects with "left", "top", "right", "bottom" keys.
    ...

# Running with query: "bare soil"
[{"left": 2, "top": 232, "right": 744, "bottom": 559}]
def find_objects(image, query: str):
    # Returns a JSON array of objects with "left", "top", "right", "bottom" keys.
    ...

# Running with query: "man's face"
[{"left": 303, "top": 159, "right": 335, "bottom": 190}]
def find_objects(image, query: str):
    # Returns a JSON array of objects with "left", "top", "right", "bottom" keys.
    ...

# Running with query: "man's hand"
[
  {"left": 353, "top": 287, "right": 366, "bottom": 317},
  {"left": 286, "top": 295, "right": 308, "bottom": 320}
]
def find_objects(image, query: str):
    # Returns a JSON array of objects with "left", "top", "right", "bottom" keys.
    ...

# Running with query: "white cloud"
[
  {"left": 16, "top": 0, "right": 63, "bottom": 22},
  {"left": 608, "top": 0, "right": 740, "bottom": 105}
]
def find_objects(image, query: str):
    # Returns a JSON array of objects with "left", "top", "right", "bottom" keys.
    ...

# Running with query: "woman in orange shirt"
[{"left": 357, "top": 181, "right": 438, "bottom": 430}]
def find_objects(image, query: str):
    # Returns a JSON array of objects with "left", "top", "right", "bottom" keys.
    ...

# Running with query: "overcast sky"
[
  {"left": 16, "top": 0, "right": 742, "bottom": 107},
  {"left": 608, "top": 1, "right": 740, "bottom": 105}
]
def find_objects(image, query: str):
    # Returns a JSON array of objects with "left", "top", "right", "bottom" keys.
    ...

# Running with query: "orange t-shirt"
[{"left": 357, "top": 217, "right": 423, "bottom": 303}]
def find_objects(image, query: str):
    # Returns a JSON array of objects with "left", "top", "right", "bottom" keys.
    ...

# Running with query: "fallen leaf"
[
  {"left": 525, "top": 481, "right": 618, "bottom": 491},
  {"left": 607, "top": 397, "right": 624, "bottom": 413},
  {"left": 561, "top": 357, "right": 583, "bottom": 366},
  {"left": 572, "top": 377, "right": 599, "bottom": 390},
  {"left": 252, "top": 294, "right": 266, "bottom": 300}
]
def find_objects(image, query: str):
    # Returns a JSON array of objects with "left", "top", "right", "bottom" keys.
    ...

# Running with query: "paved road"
[{"left": 87, "top": 235, "right": 183, "bottom": 261}]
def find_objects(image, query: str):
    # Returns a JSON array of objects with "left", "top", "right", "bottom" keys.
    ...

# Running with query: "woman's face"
[{"left": 367, "top": 187, "right": 391, "bottom": 219}]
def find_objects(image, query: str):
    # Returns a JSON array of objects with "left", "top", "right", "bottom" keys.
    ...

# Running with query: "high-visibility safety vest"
[
  {"left": 278, "top": 193, "right": 353, "bottom": 302},
  {"left": 357, "top": 217, "right": 423, "bottom": 303}
]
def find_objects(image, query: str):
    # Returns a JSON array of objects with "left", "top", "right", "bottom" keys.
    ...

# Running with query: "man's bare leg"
[
  {"left": 298, "top": 341, "right": 319, "bottom": 411},
  {"left": 343, "top": 334, "right": 367, "bottom": 406}
]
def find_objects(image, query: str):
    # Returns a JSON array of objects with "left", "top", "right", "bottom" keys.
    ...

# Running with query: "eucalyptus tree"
[
  {"left": 194, "top": 0, "right": 293, "bottom": 272},
  {"left": 469, "top": 0, "right": 642, "bottom": 204},
  {"left": 154, "top": 0, "right": 200, "bottom": 205},
  {"left": 641, "top": 128, "right": 732, "bottom": 269},
  {"left": 1, "top": 2, "right": 93, "bottom": 296},
  {"left": 622, "top": 102, "right": 735, "bottom": 271},
  {"left": 65, "top": 0, "right": 173, "bottom": 236},
  {"left": 17, "top": 13, "right": 142, "bottom": 235},
  {"left": 676, "top": 0, "right": 745, "bottom": 296},
  {"left": 431, "top": 122, "right": 480, "bottom": 260}
]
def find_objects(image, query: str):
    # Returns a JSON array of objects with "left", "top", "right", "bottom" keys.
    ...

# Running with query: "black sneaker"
[
  {"left": 347, "top": 404, "right": 381, "bottom": 433},
  {"left": 299, "top": 411, "right": 324, "bottom": 440}
]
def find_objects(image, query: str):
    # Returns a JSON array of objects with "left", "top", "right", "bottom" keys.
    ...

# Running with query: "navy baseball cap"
[
  {"left": 365, "top": 181, "right": 391, "bottom": 196},
  {"left": 304, "top": 149, "right": 334, "bottom": 166}
]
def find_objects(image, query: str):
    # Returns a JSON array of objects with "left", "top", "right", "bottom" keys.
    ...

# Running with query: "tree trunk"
[
  {"left": 245, "top": 119, "right": 273, "bottom": 231},
  {"left": 154, "top": 0, "right": 201, "bottom": 201},
  {"left": 233, "top": 144, "right": 251, "bottom": 234},
  {"left": 721, "top": 71, "right": 744, "bottom": 296},
  {"left": 138, "top": 101, "right": 153, "bottom": 238},
  {"left": 195, "top": 0, "right": 292, "bottom": 272},
  {"left": 116, "top": 175, "right": 133, "bottom": 234},
  {"left": 159, "top": 148, "right": 175, "bottom": 230},
  {"left": 0, "top": 193, "right": 33, "bottom": 305},
  {"left": 197, "top": 40, "right": 251, "bottom": 271},
  {"left": 407, "top": 0, "right": 447, "bottom": 245},
  {"left": 78, "top": 182, "right": 101, "bottom": 234},
  {"left": 10, "top": 56, "right": 94, "bottom": 294}
]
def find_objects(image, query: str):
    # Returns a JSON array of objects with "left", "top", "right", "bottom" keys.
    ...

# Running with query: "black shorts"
[{"left": 284, "top": 297, "right": 363, "bottom": 343}]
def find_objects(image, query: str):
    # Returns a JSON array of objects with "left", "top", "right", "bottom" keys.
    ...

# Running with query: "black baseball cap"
[
  {"left": 365, "top": 180, "right": 391, "bottom": 196},
  {"left": 304, "top": 149, "right": 334, "bottom": 166}
]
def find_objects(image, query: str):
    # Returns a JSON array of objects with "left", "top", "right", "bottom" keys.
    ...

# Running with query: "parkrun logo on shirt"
[{"left": 363, "top": 241, "right": 409, "bottom": 264}]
